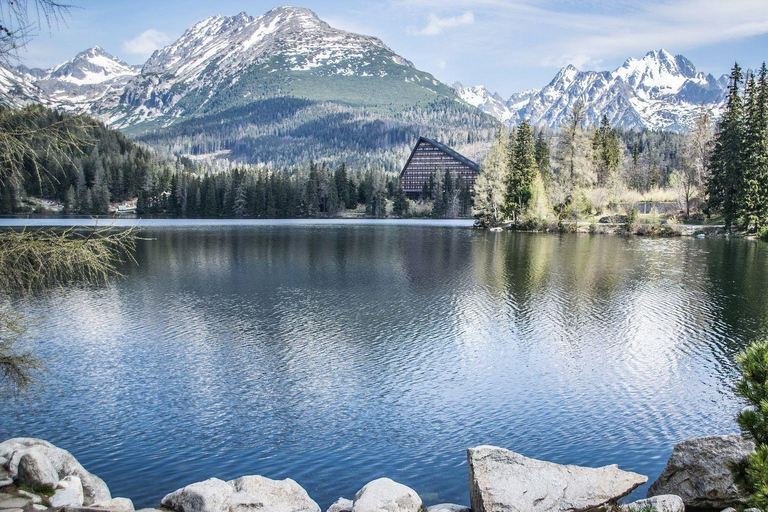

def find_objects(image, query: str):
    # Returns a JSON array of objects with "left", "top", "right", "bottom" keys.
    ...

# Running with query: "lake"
[{"left": 2, "top": 219, "right": 768, "bottom": 509}]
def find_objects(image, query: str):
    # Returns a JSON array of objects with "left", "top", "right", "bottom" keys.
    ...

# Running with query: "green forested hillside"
[{"left": 0, "top": 105, "right": 196, "bottom": 214}]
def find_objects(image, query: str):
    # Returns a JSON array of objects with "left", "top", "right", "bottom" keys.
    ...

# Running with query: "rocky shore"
[{"left": 0, "top": 435, "right": 757, "bottom": 512}]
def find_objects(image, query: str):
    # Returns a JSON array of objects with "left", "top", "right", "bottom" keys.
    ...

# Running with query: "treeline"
[
  {"left": 136, "top": 97, "right": 497, "bottom": 172},
  {"left": 0, "top": 105, "right": 197, "bottom": 215},
  {"left": 473, "top": 99, "right": 708, "bottom": 226},
  {"left": 137, "top": 163, "right": 413, "bottom": 218},
  {"left": 705, "top": 63, "right": 768, "bottom": 232}
]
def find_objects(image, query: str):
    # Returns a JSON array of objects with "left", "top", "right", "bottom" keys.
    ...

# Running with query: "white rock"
[
  {"left": 16, "top": 489, "right": 43, "bottom": 504},
  {"left": 229, "top": 475, "right": 320, "bottom": 512},
  {"left": 352, "top": 478, "right": 422, "bottom": 512},
  {"left": 648, "top": 434, "right": 754, "bottom": 509},
  {"left": 50, "top": 476, "right": 85, "bottom": 508},
  {"left": 0, "top": 497, "right": 30, "bottom": 508},
  {"left": 621, "top": 495, "right": 685, "bottom": 512},
  {"left": 0, "top": 438, "right": 111, "bottom": 505},
  {"left": 161, "top": 478, "right": 233, "bottom": 512},
  {"left": 0, "top": 478, "right": 12, "bottom": 487},
  {"left": 426, "top": 505, "right": 470, "bottom": 512},
  {"left": 32, "top": 504, "right": 48, "bottom": 510},
  {"left": 327, "top": 497, "right": 353, "bottom": 512},
  {"left": 468, "top": 445, "right": 647, "bottom": 512},
  {"left": 93, "top": 497, "right": 135, "bottom": 510},
  {"left": 17, "top": 449, "right": 59, "bottom": 489}
]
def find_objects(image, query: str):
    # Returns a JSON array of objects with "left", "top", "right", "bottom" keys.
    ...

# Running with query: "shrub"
[
  {"left": 758, "top": 226, "right": 768, "bottom": 242},
  {"left": 624, "top": 208, "right": 638, "bottom": 234}
]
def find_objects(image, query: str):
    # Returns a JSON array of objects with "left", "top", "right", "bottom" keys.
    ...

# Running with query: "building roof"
[{"left": 400, "top": 136, "right": 481, "bottom": 178}]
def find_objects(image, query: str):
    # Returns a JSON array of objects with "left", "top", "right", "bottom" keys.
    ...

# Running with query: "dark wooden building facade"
[{"left": 399, "top": 137, "right": 481, "bottom": 199}]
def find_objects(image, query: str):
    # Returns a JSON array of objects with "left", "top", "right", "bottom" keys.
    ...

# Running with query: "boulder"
[
  {"left": 50, "top": 476, "right": 85, "bottom": 508},
  {"left": 0, "top": 438, "right": 111, "bottom": 505},
  {"left": 467, "top": 445, "right": 647, "bottom": 512},
  {"left": 647, "top": 434, "right": 755, "bottom": 509},
  {"left": 621, "top": 495, "right": 684, "bottom": 512},
  {"left": 17, "top": 450, "right": 59, "bottom": 489},
  {"left": 352, "top": 478, "right": 422, "bottom": 512},
  {"left": 327, "top": 498, "right": 353, "bottom": 512},
  {"left": 17, "top": 489, "right": 43, "bottom": 504},
  {"left": 92, "top": 498, "right": 135, "bottom": 511},
  {"left": 161, "top": 478, "right": 233, "bottom": 512},
  {"left": 426, "top": 504, "right": 470, "bottom": 512},
  {"left": 230, "top": 475, "right": 320, "bottom": 512}
]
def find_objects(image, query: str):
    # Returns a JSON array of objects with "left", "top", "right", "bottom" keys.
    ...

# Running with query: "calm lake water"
[{"left": 2, "top": 219, "right": 768, "bottom": 509}]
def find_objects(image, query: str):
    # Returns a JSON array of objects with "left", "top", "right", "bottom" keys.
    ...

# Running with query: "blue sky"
[{"left": 20, "top": 0, "right": 768, "bottom": 97}]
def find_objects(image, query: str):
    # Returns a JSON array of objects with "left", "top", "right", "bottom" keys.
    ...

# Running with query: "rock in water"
[
  {"left": 647, "top": 434, "right": 755, "bottom": 509},
  {"left": 17, "top": 451, "right": 59, "bottom": 489},
  {"left": 352, "top": 478, "right": 422, "bottom": 512},
  {"left": 620, "top": 495, "right": 684, "bottom": 512},
  {"left": 161, "top": 478, "right": 233, "bottom": 512},
  {"left": 0, "top": 438, "right": 111, "bottom": 505},
  {"left": 229, "top": 475, "right": 320, "bottom": 512},
  {"left": 467, "top": 445, "right": 647, "bottom": 512}
]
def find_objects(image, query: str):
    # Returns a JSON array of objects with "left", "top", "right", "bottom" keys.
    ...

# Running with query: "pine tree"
[
  {"left": 707, "top": 63, "right": 745, "bottom": 229},
  {"left": 592, "top": 116, "right": 621, "bottom": 186},
  {"left": 505, "top": 120, "right": 539, "bottom": 221},
  {"left": 740, "top": 64, "right": 768, "bottom": 230},
  {"left": 733, "top": 341, "right": 768, "bottom": 509},
  {"left": 534, "top": 131, "right": 551, "bottom": 183}
]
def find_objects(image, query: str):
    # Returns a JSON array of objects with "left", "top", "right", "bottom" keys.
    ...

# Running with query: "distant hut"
[{"left": 399, "top": 137, "right": 481, "bottom": 199}]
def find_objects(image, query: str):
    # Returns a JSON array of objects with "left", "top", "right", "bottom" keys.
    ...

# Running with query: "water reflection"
[{"left": 2, "top": 223, "right": 767, "bottom": 510}]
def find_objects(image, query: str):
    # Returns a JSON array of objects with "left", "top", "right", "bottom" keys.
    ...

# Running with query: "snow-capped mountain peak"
[
  {"left": 456, "top": 49, "right": 727, "bottom": 132},
  {"left": 142, "top": 5, "right": 411, "bottom": 80},
  {"left": 453, "top": 81, "right": 516, "bottom": 122},
  {"left": 47, "top": 46, "right": 138, "bottom": 86}
]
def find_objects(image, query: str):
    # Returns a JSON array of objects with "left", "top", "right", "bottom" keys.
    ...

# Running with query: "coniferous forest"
[{"left": 4, "top": 62, "right": 768, "bottom": 228}]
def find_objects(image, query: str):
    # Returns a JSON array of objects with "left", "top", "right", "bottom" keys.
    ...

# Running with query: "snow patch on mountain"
[{"left": 456, "top": 49, "right": 727, "bottom": 132}]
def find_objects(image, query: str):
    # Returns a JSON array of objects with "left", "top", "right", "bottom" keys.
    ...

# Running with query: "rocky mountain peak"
[{"left": 46, "top": 46, "right": 138, "bottom": 85}]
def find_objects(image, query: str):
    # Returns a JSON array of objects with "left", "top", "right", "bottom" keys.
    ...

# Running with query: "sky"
[{"left": 17, "top": 0, "right": 768, "bottom": 98}]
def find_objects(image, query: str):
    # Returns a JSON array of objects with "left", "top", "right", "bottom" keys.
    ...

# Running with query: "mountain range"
[
  {"left": 453, "top": 49, "right": 728, "bottom": 132},
  {"left": 0, "top": 6, "right": 731, "bottom": 168}
]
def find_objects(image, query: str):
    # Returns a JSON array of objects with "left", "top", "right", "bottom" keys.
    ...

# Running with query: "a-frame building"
[{"left": 399, "top": 137, "right": 481, "bottom": 199}]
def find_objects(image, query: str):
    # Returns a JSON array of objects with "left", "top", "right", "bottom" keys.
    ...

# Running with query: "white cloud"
[
  {"left": 417, "top": 11, "right": 474, "bottom": 36},
  {"left": 122, "top": 29, "right": 173, "bottom": 58}
]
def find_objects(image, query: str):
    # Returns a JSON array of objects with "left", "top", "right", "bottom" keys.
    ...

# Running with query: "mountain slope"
[
  {"left": 115, "top": 7, "right": 460, "bottom": 129},
  {"left": 453, "top": 49, "right": 727, "bottom": 132},
  {"left": 0, "top": 6, "right": 496, "bottom": 170},
  {"left": 111, "top": 6, "right": 496, "bottom": 169}
]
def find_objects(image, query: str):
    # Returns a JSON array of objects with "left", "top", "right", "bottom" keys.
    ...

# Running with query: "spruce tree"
[
  {"left": 505, "top": 120, "right": 539, "bottom": 221},
  {"left": 707, "top": 63, "right": 745, "bottom": 229},
  {"left": 534, "top": 131, "right": 551, "bottom": 183},
  {"left": 740, "top": 64, "right": 768, "bottom": 231}
]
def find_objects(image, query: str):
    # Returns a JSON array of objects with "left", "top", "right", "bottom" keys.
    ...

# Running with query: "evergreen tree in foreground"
[{"left": 734, "top": 341, "right": 768, "bottom": 509}]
